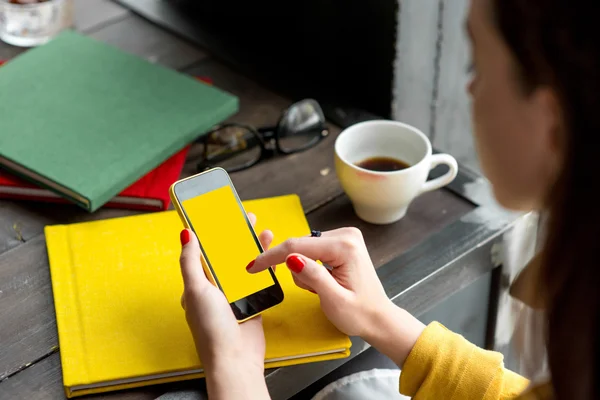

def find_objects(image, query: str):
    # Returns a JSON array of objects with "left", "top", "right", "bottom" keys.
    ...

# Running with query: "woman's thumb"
[
  {"left": 179, "top": 229, "right": 208, "bottom": 289},
  {"left": 286, "top": 254, "right": 343, "bottom": 296}
]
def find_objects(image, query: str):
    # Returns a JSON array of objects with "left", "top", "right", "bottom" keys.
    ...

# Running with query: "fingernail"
[
  {"left": 180, "top": 229, "right": 190, "bottom": 246},
  {"left": 246, "top": 260, "right": 255, "bottom": 271},
  {"left": 286, "top": 255, "right": 305, "bottom": 273}
]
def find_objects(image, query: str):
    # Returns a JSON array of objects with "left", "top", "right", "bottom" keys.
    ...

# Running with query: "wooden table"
[{"left": 0, "top": 1, "right": 522, "bottom": 399}]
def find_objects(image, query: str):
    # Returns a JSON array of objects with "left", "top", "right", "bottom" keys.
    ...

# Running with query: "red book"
[{"left": 0, "top": 147, "right": 189, "bottom": 211}]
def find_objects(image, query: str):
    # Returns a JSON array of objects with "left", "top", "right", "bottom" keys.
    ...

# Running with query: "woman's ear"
[{"left": 530, "top": 86, "right": 566, "bottom": 184}]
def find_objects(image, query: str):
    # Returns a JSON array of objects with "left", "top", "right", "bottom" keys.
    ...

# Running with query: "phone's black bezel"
[{"left": 173, "top": 168, "right": 284, "bottom": 321}]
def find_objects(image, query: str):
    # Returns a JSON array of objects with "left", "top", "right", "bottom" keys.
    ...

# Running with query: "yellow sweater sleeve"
[{"left": 400, "top": 322, "right": 530, "bottom": 399}]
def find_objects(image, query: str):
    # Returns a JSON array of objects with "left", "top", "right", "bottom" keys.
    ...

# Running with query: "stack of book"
[{"left": 0, "top": 31, "right": 238, "bottom": 212}]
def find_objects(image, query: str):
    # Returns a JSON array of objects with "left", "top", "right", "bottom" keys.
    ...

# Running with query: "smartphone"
[{"left": 169, "top": 168, "right": 284, "bottom": 321}]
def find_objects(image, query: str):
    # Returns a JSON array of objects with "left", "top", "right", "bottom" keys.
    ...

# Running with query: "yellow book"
[{"left": 45, "top": 194, "right": 351, "bottom": 398}]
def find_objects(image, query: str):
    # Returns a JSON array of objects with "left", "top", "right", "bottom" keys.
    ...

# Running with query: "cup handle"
[{"left": 419, "top": 153, "right": 458, "bottom": 195}]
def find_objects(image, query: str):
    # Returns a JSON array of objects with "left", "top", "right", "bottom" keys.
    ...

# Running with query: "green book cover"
[{"left": 0, "top": 31, "right": 238, "bottom": 212}]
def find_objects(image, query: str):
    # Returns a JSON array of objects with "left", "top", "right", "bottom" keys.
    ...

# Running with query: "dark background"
[{"left": 118, "top": 0, "right": 398, "bottom": 119}]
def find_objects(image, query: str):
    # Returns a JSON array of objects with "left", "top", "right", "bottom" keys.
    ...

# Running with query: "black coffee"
[{"left": 356, "top": 156, "right": 410, "bottom": 172}]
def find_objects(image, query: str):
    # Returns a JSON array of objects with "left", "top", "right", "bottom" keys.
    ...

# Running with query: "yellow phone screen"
[{"left": 182, "top": 185, "right": 275, "bottom": 303}]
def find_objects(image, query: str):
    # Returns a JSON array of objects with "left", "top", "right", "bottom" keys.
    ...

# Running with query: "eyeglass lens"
[
  {"left": 277, "top": 99, "right": 326, "bottom": 153},
  {"left": 199, "top": 125, "right": 262, "bottom": 171}
]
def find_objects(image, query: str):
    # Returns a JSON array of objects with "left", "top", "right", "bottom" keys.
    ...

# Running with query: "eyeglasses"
[{"left": 195, "top": 99, "right": 329, "bottom": 173}]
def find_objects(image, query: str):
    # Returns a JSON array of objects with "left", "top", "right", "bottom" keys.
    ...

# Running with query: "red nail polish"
[
  {"left": 246, "top": 260, "right": 255, "bottom": 271},
  {"left": 180, "top": 230, "right": 190, "bottom": 246},
  {"left": 286, "top": 255, "right": 305, "bottom": 273}
]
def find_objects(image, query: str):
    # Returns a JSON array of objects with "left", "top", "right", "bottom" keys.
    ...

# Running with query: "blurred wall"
[{"left": 393, "top": 0, "right": 478, "bottom": 172}]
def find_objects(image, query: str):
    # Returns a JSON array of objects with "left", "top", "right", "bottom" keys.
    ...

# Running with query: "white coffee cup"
[{"left": 334, "top": 120, "right": 458, "bottom": 224}]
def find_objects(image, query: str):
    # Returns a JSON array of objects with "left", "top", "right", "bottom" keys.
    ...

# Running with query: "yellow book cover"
[{"left": 45, "top": 194, "right": 351, "bottom": 398}]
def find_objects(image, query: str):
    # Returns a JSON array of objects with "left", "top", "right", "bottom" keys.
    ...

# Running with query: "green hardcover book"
[{"left": 0, "top": 31, "right": 238, "bottom": 212}]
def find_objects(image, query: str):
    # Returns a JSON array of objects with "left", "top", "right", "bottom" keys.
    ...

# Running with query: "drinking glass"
[{"left": 0, "top": 0, "right": 73, "bottom": 47}]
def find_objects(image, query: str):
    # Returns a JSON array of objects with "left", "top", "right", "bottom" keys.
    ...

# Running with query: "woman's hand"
[
  {"left": 249, "top": 227, "right": 387, "bottom": 336},
  {"left": 247, "top": 227, "right": 425, "bottom": 367},
  {"left": 179, "top": 213, "right": 272, "bottom": 400}
]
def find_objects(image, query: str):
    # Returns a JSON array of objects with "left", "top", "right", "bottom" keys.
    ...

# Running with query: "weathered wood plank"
[
  {"left": 0, "top": 236, "right": 57, "bottom": 382},
  {"left": 392, "top": 0, "right": 441, "bottom": 135},
  {"left": 0, "top": 43, "right": 27, "bottom": 60},
  {"left": 0, "top": 203, "right": 55, "bottom": 255},
  {"left": 0, "top": 202, "right": 141, "bottom": 255},
  {"left": 74, "top": 0, "right": 131, "bottom": 33},
  {"left": 0, "top": 353, "right": 64, "bottom": 400},
  {"left": 89, "top": 14, "right": 208, "bottom": 69}
]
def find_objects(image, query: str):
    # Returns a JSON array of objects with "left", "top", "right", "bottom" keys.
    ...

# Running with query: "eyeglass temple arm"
[{"left": 258, "top": 125, "right": 328, "bottom": 138}]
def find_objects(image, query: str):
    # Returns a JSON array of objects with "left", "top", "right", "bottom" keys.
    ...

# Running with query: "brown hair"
[{"left": 493, "top": 1, "right": 600, "bottom": 399}]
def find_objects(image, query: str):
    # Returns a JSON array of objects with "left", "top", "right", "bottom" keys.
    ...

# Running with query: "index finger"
[{"left": 248, "top": 236, "right": 343, "bottom": 273}]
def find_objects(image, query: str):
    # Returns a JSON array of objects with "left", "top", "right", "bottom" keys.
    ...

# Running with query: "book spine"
[
  {"left": 0, "top": 192, "right": 163, "bottom": 211},
  {"left": 45, "top": 225, "right": 89, "bottom": 390},
  {"left": 0, "top": 162, "right": 91, "bottom": 211}
]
